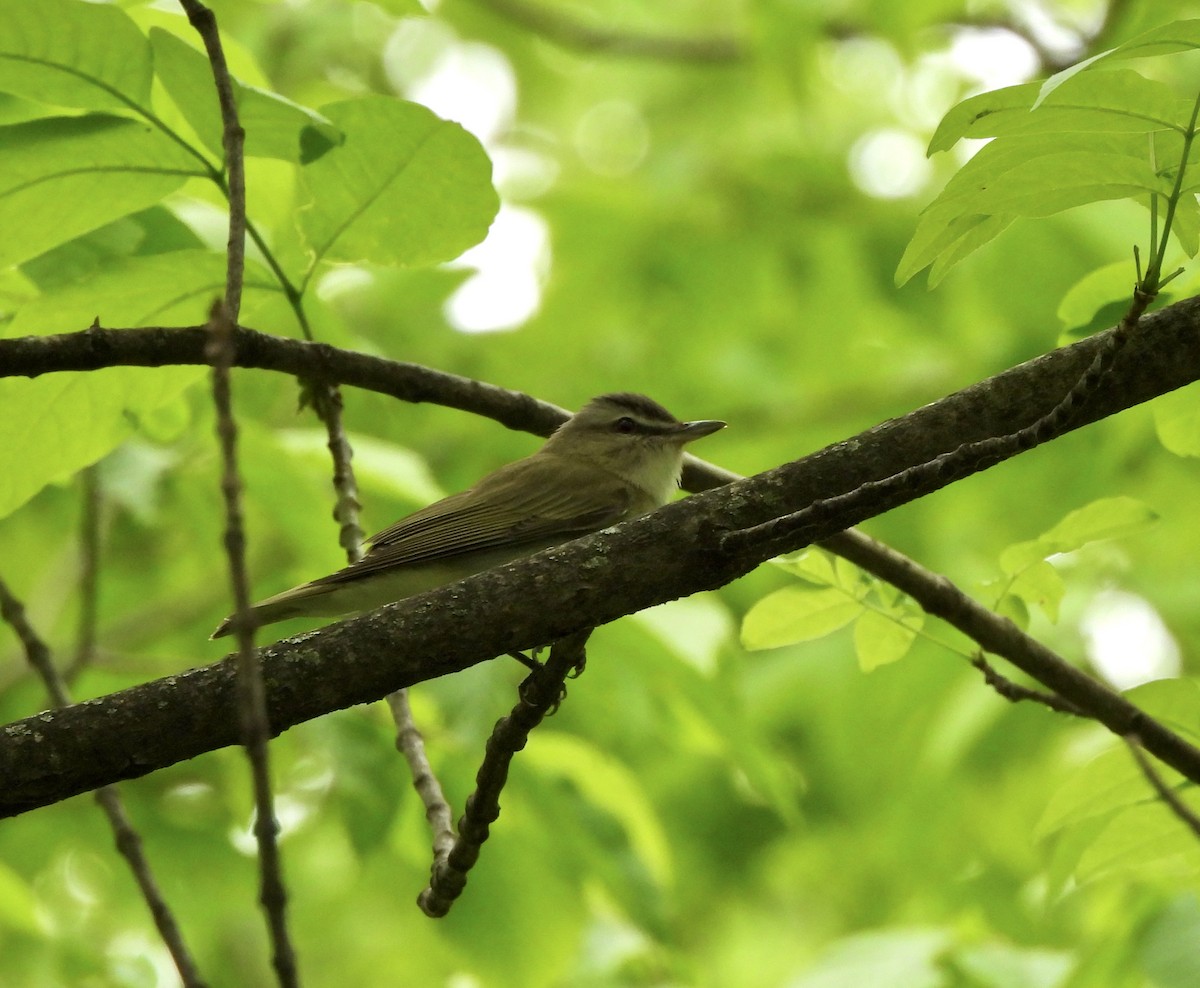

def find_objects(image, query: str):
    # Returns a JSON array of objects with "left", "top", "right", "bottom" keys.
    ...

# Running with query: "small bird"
[{"left": 212, "top": 393, "right": 725, "bottom": 639}]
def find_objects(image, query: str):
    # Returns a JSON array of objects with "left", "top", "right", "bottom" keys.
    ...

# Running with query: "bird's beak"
[{"left": 673, "top": 419, "right": 726, "bottom": 443}]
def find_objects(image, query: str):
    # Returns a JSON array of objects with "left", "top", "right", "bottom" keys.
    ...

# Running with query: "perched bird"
[{"left": 212, "top": 393, "right": 724, "bottom": 639}]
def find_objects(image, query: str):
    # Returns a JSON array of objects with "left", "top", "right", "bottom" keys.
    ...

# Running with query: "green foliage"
[
  {"left": 0, "top": 0, "right": 498, "bottom": 522},
  {"left": 741, "top": 551, "right": 925, "bottom": 670},
  {"left": 899, "top": 23, "right": 1200, "bottom": 286},
  {"left": 3, "top": 0, "right": 1200, "bottom": 986},
  {"left": 297, "top": 97, "right": 498, "bottom": 272}
]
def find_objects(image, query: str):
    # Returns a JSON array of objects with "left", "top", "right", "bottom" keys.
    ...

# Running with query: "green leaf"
[
  {"left": 927, "top": 82, "right": 1040, "bottom": 153},
  {"left": 741, "top": 586, "right": 862, "bottom": 650},
  {"left": 902, "top": 123, "right": 1169, "bottom": 285},
  {"left": 298, "top": 96, "right": 498, "bottom": 270},
  {"left": 1103, "top": 19, "right": 1200, "bottom": 62},
  {"left": 1005, "top": 560, "right": 1065, "bottom": 624},
  {"left": 772, "top": 547, "right": 838, "bottom": 585},
  {"left": 1056, "top": 261, "right": 1136, "bottom": 342},
  {"left": 935, "top": 150, "right": 1160, "bottom": 215},
  {"left": 929, "top": 71, "right": 1185, "bottom": 155},
  {"left": 0, "top": 369, "right": 204, "bottom": 522},
  {"left": 1075, "top": 792, "right": 1200, "bottom": 881},
  {"left": 1036, "top": 744, "right": 1151, "bottom": 840},
  {"left": 999, "top": 497, "right": 1157, "bottom": 574},
  {"left": 1038, "top": 679, "right": 1200, "bottom": 841},
  {"left": 0, "top": 0, "right": 152, "bottom": 112},
  {"left": 8, "top": 250, "right": 279, "bottom": 335},
  {"left": 0, "top": 251, "right": 279, "bottom": 519},
  {"left": 1154, "top": 382, "right": 1200, "bottom": 456},
  {"left": 899, "top": 212, "right": 1014, "bottom": 288},
  {"left": 149, "top": 28, "right": 340, "bottom": 164},
  {"left": 1035, "top": 496, "right": 1159, "bottom": 552},
  {"left": 853, "top": 607, "right": 922, "bottom": 672},
  {"left": 0, "top": 115, "right": 205, "bottom": 269}
]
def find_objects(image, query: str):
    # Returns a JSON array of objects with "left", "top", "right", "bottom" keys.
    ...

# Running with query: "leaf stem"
[{"left": 1147, "top": 86, "right": 1200, "bottom": 290}]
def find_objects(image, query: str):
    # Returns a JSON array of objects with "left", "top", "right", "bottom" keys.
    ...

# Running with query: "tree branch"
[{"left": 6, "top": 296, "right": 1200, "bottom": 813}]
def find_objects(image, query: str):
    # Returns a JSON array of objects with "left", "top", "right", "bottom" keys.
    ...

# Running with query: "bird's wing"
[{"left": 315, "top": 455, "right": 636, "bottom": 585}]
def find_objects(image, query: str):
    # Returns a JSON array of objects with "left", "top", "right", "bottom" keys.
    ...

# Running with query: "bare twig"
[
  {"left": 300, "top": 381, "right": 366, "bottom": 558},
  {"left": 207, "top": 305, "right": 299, "bottom": 987},
  {"left": 418, "top": 629, "right": 592, "bottom": 917},
  {"left": 184, "top": 0, "right": 298, "bottom": 980},
  {"left": 969, "top": 652, "right": 1083, "bottom": 716},
  {"left": 179, "top": 0, "right": 245, "bottom": 322},
  {"left": 1126, "top": 735, "right": 1200, "bottom": 840},
  {"left": 0, "top": 577, "right": 208, "bottom": 988},
  {"left": 387, "top": 690, "right": 455, "bottom": 861}
]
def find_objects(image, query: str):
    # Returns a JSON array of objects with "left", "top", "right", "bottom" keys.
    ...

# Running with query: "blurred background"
[{"left": 4, "top": 0, "right": 1200, "bottom": 984}]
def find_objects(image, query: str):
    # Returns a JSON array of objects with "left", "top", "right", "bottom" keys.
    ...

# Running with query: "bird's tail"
[{"left": 209, "top": 582, "right": 336, "bottom": 639}]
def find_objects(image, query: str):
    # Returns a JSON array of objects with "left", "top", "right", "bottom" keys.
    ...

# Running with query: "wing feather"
[{"left": 315, "top": 455, "right": 635, "bottom": 586}]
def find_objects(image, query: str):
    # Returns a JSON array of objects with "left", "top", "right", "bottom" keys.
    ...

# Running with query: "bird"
[{"left": 211, "top": 393, "right": 725, "bottom": 639}]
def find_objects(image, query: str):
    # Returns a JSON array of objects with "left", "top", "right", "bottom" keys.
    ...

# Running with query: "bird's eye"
[{"left": 614, "top": 416, "right": 637, "bottom": 433}]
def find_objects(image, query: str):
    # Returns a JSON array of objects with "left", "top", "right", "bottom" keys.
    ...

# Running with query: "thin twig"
[
  {"left": 387, "top": 690, "right": 456, "bottom": 861},
  {"left": 418, "top": 629, "right": 592, "bottom": 917},
  {"left": 0, "top": 578, "right": 208, "bottom": 988},
  {"left": 179, "top": 0, "right": 246, "bottom": 322},
  {"left": 969, "top": 652, "right": 1083, "bottom": 716},
  {"left": 301, "top": 381, "right": 366, "bottom": 559},
  {"left": 1126, "top": 735, "right": 1200, "bottom": 839},
  {"left": 183, "top": 0, "right": 298, "bottom": 980},
  {"left": 207, "top": 305, "right": 300, "bottom": 987}
]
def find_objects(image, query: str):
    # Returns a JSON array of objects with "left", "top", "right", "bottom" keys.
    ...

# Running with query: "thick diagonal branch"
[{"left": 5, "top": 296, "right": 1200, "bottom": 813}]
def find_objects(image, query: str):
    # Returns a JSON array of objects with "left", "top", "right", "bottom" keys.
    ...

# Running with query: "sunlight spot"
[
  {"left": 849, "top": 128, "right": 932, "bottom": 199},
  {"left": 948, "top": 28, "right": 1040, "bottom": 91},
  {"left": 824, "top": 37, "right": 903, "bottom": 95},
  {"left": 403, "top": 39, "right": 516, "bottom": 144},
  {"left": 1081, "top": 590, "right": 1181, "bottom": 690},
  {"left": 445, "top": 205, "right": 550, "bottom": 332},
  {"left": 574, "top": 100, "right": 650, "bottom": 177},
  {"left": 492, "top": 144, "right": 560, "bottom": 200},
  {"left": 109, "top": 932, "right": 176, "bottom": 988}
]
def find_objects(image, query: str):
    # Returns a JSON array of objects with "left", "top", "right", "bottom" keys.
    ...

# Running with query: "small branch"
[
  {"left": 472, "top": 0, "right": 743, "bottom": 62},
  {"left": 1126, "top": 735, "right": 1200, "bottom": 840},
  {"left": 9, "top": 298, "right": 1200, "bottom": 811},
  {"left": 969, "top": 652, "right": 1083, "bottom": 716},
  {"left": 823, "top": 528, "right": 1200, "bottom": 782},
  {"left": 0, "top": 578, "right": 208, "bottom": 988},
  {"left": 207, "top": 304, "right": 299, "bottom": 987},
  {"left": 185, "top": 2, "right": 297, "bottom": 981},
  {"left": 300, "top": 381, "right": 365, "bottom": 559},
  {"left": 418, "top": 629, "right": 592, "bottom": 918},
  {"left": 179, "top": 0, "right": 246, "bottom": 323},
  {"left": 387, "top": 690, "right": 455, "bottom": 861}
]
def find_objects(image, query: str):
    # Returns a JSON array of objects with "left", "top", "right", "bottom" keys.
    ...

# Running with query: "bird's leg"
[{"left": 506, "top": 650, "right": 540, "bottom": 671}]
